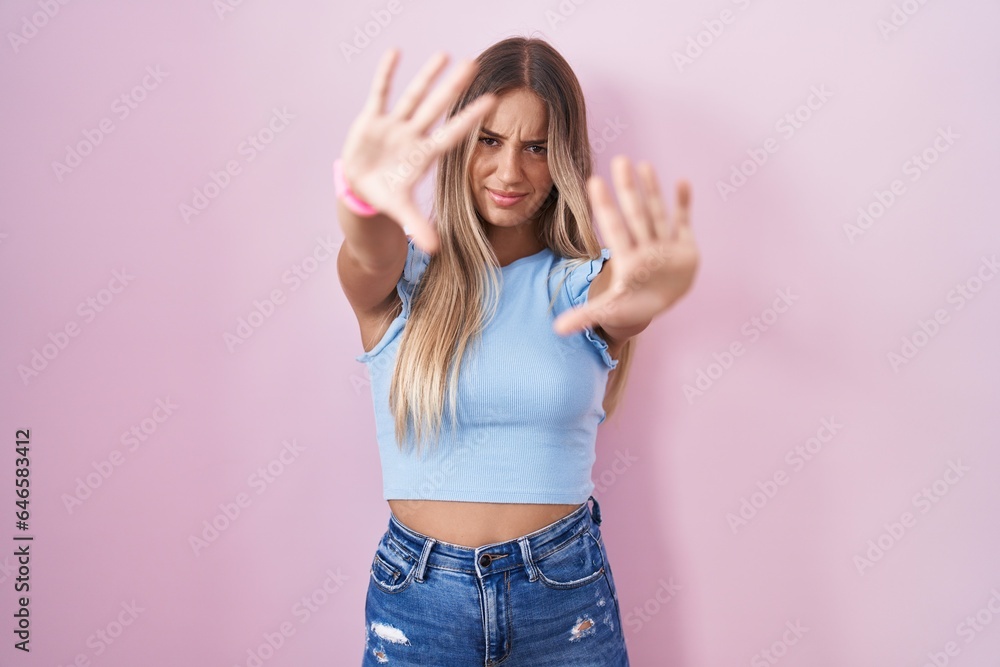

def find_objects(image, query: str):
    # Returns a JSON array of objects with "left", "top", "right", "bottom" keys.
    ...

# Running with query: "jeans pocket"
[
  {"left": 369, "top": 534, "right": 418, "bottom": 594},
  {"left": 533, "top": 527, "right": 606, "bottom": 590}
]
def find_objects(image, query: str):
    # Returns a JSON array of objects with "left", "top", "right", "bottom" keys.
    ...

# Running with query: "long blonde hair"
[{"left": 388, "top": 36, "right": 635, "bottom": 454}]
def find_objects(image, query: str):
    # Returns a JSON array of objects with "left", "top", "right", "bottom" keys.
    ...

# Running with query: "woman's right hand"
[{"left": 339, "top": 49, "right": 498, "bottom": 254}]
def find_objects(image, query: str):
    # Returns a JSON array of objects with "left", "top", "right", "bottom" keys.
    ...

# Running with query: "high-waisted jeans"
[{"left": 362, "top": 495, "right": 630, "bottom": 666}]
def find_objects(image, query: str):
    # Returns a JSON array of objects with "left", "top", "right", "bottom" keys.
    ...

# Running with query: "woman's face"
[{"left": 469, "top": 88, "right": 553, "bottom": 229}]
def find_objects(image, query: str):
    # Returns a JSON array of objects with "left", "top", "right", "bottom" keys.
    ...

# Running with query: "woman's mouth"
[{"left": 487, "top": 188, "right": 528, "bottom": 207}]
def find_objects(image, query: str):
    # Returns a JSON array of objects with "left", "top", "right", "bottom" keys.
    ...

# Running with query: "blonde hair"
[{"left": 387, "top": 36, "right": 635, "bottom": 454}]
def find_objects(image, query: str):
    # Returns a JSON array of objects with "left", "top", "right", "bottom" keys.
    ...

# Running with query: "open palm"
[
  {"left": 340, "top": 49, "right": 498, "bottom": 254},
  {"left": 553, "top": 156, "right": 699, "bottom": 336}
]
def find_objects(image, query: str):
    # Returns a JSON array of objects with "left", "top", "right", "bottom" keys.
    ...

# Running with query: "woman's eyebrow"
[{"left": 480, "top": 127, "right": 547, "bottom": 144}]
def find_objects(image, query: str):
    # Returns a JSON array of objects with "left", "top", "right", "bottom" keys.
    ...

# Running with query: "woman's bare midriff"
[{"left": 387, "top": 499, "right": 583, "bottom": 548}]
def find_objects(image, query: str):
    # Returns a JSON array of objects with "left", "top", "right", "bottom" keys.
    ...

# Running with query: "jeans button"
[{"left": 479, "top": 554, "right": 491, "bottom": 567}]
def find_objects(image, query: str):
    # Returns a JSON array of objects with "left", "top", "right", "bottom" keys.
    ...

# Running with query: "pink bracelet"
[{"left": 333, "top": 158, "right": 378, "bottom": 217}]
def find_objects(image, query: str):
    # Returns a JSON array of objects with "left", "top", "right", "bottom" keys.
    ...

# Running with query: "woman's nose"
[{"left": 495, "top": 148, "right": 523, "bottom": 183}]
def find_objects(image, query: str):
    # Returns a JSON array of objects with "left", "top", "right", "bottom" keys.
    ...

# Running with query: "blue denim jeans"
[{"left": 362, "top": 495, "right": 629, "bottom": 666}]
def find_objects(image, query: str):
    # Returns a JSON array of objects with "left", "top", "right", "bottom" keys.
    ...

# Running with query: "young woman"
[{"left": 336, "top": 36, "right": 698, "bottom": 666}]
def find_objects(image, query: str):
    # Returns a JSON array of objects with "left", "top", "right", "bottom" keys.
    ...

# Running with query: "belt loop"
[
  {"left": 413, "top": 537, "right": 436, "bottom": 583},
  {"left": 588, "top": 495, "right": 602, "bottom": 525},
  {"left": 517, "top": 537, "right": 538, "bottom": 582}
]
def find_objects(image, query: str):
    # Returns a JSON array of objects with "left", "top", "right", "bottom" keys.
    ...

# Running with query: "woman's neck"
[{"left": 485, "top": 221, "right": 544, "bottom": 267}]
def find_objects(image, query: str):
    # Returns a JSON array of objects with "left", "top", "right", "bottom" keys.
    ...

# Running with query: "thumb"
[
  {"left": 391, "top": 200, "right": 439, "bottom": 254},
  {"left": 553, "top": 295, "right": 609, "bottom": 337}
]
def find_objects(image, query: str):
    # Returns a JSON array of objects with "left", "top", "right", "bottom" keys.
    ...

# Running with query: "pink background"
[{"left": 2, "top": 1, "right": 999, "bottom": 665}]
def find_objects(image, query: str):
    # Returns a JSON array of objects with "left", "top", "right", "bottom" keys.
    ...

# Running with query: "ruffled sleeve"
[
  {"left": 397, "top": 236, "right": 431, "bottom": 318},
  {"left": 354, "top": 237, "right": 431, "bottom": 363},
  {"left": 562, "top": 247, "right": 619, "bottom": 370}
]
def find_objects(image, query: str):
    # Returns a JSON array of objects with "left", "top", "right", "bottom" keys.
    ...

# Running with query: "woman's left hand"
[{"left": 553, "top": 156, "right": 700, "bottom": 336}]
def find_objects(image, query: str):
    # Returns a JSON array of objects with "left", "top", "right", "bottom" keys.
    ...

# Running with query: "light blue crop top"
[{"left": 355, "top": 238, "right": 619, "bottom": 504}]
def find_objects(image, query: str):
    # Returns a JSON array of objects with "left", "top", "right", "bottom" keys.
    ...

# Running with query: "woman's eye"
[{"left": 478, "top": 137, "right": 545, "bottom": 155}]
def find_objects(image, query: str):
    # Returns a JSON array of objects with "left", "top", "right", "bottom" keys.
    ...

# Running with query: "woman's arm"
[{"left": 335, "top": 186, "right": 409, "bottom": 319}]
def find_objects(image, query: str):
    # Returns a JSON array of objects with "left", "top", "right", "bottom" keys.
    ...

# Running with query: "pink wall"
[{"left": 2, "top": 1, "right": 998, "bottom": 665}]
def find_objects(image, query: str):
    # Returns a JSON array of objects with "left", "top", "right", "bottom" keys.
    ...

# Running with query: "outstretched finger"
[
  {"left": 588, "top": 175, "right": 633, "bottom": 254},
  {"left": 637, "top": 161, "right": 671, "bottom": 239},
  {"left": 364, "top": 48, "right": 400, "bottom": 116},
  {"left": 429, "top": 94, "right": 498, "bottom": 155},
  {"left": 410, "top": 58, "right": 480, "bottom": 133},
  {"left": 390, "top": 51, "right": 450, "bottom": 121},
  {"left": 611, "top": 156, "right": 654, "bottom": 243}
]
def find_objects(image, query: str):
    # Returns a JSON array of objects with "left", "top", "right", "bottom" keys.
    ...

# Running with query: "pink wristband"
[{"left": 333, "top": 158, "right": 378, "bottom": 217}]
